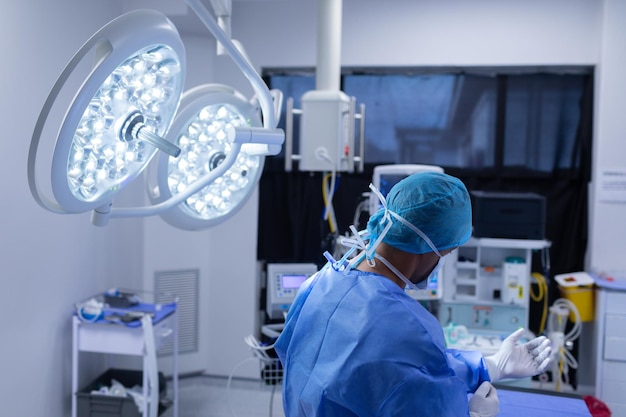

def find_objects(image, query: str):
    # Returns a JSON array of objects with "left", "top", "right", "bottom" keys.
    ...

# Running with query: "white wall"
[
  {"left": 589, "top": 0, "right": 626, "bottom": 274},
  {"left": 229, "top": 0, "right": 601, "bottom": 68},
  {"left": 229, "top": 0, "right": 626, "bottom": 272},
  {"left": 1, "top": 0, "right": 625, "bottom": 416},
  {"left": 0, "top": 1, "right": 141, "bottom": 416},
  {"left": 228, "top": 0, "right": 624, "bottom": 273},
  {"left": 142, "top": 35, "right": 263, "bottom": 379},
  {"left": 0, "top": 3, "right": 261, "bottom": 417}
]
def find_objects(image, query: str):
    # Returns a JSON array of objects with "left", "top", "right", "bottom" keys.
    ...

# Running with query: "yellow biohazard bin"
[{"left": 554, "top": 272, "right": 595, "bottom": 322}]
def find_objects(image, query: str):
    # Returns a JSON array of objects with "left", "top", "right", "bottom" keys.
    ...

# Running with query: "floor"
[
  {"left": 93, "top": 372, "right": 596, "bottom": 417},
  {"left": 161, "top": 374, "right": 286, "bottom": 417}
]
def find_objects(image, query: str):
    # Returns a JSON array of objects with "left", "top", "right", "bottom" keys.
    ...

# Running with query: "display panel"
[
  {"left": 266, "top": 263, "right": 318, "bottom": 319},
  {"left": 369, "top": 164, "right": 444, "bottom": 214},
  {"left": 281, "top": 274, "right": 308, "bottom": 289}
]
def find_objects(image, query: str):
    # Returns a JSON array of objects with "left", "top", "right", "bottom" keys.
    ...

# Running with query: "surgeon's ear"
[{"left": 441, "top": 248, "right": 456, "bottom": 256}]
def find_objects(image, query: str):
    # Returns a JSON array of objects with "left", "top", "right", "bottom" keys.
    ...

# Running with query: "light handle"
[
  {"left": 121, "top": 111, "right": 181, "bottom": 157},
  {"left": 229, "top": 126, "right": 284, "bottom": 156}
]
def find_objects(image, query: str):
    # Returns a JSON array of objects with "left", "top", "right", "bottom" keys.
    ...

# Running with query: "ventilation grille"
[{"left": 155, "top": 268, "right": 199, "bottom": 356}]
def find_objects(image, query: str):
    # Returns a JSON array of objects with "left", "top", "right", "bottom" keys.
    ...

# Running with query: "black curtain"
[
  {"left": 258, "top": 74, "right": 593, "bottom": 277},
  {"left": 257, "top": 160, "right": 374, "bottom": 268},
  {"left": 257, "top": 72, "right": 593, "bottom": 387}
]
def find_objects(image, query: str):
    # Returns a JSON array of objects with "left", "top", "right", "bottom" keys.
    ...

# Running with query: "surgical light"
[
  {"left": 148, "top": 84, "right": 266, "bottom": 230},
  {"left": 29, "top": 10, "right": 186, "bottom": 214},
  {"left": 28, "top": 0, "right": 284, "bottom": 229}
]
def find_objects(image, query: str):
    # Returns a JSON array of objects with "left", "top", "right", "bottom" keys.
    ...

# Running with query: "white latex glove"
[
  {"left": 469, "top": 381, "right": 500, "bottom": 417},
  {"left": 484, "top": 328, "right": 551, "bottom": 382}
]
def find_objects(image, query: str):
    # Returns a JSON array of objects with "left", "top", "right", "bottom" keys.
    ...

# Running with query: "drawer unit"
[
  {"left": 595, "top": 288, "right": 626, "bottom": 414},
  {"left": 604, "top": 314, "right": 626, "bottom": 361}
]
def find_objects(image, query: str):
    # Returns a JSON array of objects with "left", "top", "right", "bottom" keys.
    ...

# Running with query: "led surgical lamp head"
[
  {"left": 28, "top": 0, "right": 284, "bottom": 230},
  {"left": 145, "top": 84, "right": 279, "bottom": 230},
  {"left": 28, "top": 10, "right": 186, "bottom": 215}
]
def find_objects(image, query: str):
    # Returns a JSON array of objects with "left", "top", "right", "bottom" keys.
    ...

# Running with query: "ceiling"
[
  {"left": 124, "top": 0, "right": 298, "bottom": 36},
  {"left": 123, "top": 0, "right": 211, "bottom": 35}
]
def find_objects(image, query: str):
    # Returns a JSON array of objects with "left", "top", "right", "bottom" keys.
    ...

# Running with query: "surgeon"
[{"left": 274, "top": 171, "right": 551, "bottom": 417}]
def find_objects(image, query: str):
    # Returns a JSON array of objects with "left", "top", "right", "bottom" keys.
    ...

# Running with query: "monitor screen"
[
  {"left": 379, "top": 174, "right": 411, "bottom": 198},
  {"left": 281, "top": 274, "right": 308, "bottom": 289},
  {"left": 370, "top": 165, "right": 445, "bottom": 215}
]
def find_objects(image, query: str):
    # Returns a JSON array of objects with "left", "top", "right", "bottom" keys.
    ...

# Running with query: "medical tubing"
[
  {"left": 549, "top": 298, "right": 581, "bottom": 391},
  {"left": 322, "top": 172, "right": 338, "bottom": 233},
  {"left": 244, "top": 334, "right": 276, "bottom": 353},
  {"left": 226, "top": 357, "right": 257, "bottom": 417},
  {"left": 556, "top": 345, "right": 577, "bottom": 391},
  {"left": 328, "top": 171, "right": 337, "bottom": 226},
  {"left": 530, "top": 272, "right": 548, "bottom": 335},
  {"left": 352, "top": 199, "right": 369, "bottom": 230},
  {"left": 284, "top": 97, "right": 295, "bottom": 171},
  {"left": 269, "top": 383, "right": 278, "bottom": 417},
  {"left": 556, "top": 350, "right": 564, "bottom": 391},
  {"left": 321, "top": 170, "right": 338, "bottom": 233},
  {"left": 552, "top": 298, "right": 582, "bottom": 342}
]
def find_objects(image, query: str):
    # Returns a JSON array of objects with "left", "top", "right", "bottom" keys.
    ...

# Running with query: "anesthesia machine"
[
  {"left": 365, "top": 165, "right": 553, "bottom": 360},
  {"left": 265, "top": 263, "right": 318, "bottom": 320}
]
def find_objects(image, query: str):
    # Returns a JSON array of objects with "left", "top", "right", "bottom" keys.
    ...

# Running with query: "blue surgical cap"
[{"left": 367, "top": 171, "right": 472, "bottom": 255}]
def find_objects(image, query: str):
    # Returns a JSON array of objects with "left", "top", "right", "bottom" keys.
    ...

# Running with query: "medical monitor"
[
  {"left": 369, "top": 164, "right": 445, "bottom": 215},
  {"left": 266, "top": 263, "right": 318, "bottom": 319},
  {"left": 369, "top": 164, "right": 445, "bottom": 300}
]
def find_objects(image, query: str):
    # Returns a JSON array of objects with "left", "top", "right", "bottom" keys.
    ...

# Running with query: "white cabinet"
[
  {"left": 595, "top": 288, "right": 626, "bottom": 416},
  {"left": 438, "top": 237, "right": 550, "bottom": 354},
  {"left": 443, "top": 237, "right": 550, "bottom": 306}
]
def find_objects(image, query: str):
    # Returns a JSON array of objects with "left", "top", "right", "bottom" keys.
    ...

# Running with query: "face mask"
[{"left": 416, "top": 255, "right": 446, "bottom": 290}]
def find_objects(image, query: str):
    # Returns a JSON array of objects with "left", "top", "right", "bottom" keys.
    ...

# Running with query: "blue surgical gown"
[{"left": 274, "top": 264, "right": 491, "bottom": 417}]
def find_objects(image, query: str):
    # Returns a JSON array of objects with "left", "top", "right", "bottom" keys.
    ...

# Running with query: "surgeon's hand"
[
  {"left": 485, "top": 328, "right": 551, "bottom": 382},
  {"left": 469, "top": 381, "right": 499, "bottom": 417}
]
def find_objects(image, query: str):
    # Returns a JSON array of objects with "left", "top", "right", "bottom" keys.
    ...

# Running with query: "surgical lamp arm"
[
  {"left": 185, "top": 0, "right": 278, "bottom": 132},
  {"left": 93, "top": 142, "right": 243, "bottom": 225}
]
